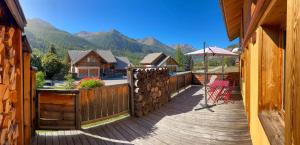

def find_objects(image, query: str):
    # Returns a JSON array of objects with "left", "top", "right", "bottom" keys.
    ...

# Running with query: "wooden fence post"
[
  {"left": 127, "top": 67, "right": 135, "bottom": 116},
  {"left": 75, "top": 91, "right": 81, "bottom": 129},
  {"left": 36, "top": 91, "right": 40, "bottom": 130}
]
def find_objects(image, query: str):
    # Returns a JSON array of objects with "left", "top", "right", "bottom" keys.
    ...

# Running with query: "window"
[{"left": 258, "top": 26, "right": 285, "bottom": 144}]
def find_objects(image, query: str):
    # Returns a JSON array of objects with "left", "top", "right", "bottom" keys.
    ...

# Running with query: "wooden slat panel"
[
  {"left": 286, "top": 0, "right": 300, "bottom": 144},
  {"left": 80, "top": 84, "right": 129, "bottom": 124},
  {"left": 37, "top": 90, "right": 77, "bottom": 129}
]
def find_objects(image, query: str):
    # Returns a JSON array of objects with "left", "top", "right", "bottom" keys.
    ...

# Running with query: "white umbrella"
[{"left": 185, "top": 45, "right": 238, "bottom": 110}]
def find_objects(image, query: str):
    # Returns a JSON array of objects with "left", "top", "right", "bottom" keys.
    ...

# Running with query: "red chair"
[
  {"left": 221, "top": 81, "right": 235, "bottom": 103},
  {"left": 207, "top": 81, "right": 225, "bottom": 103}
]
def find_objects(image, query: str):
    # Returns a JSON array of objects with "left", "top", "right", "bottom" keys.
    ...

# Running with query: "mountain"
[
  {"left": 25, "top": 19, "right": 98, "bottom": 57},
  {"left": 25, "top": 19, "right": 198, "bottom": 64},
  {"left": 137, "top": 37, "right": 173, "bottom": 50},
  {"left": 75, "top": 31, "right": 175, "bottom": 56},
  {"left": 170, "top": 44, "right": 196, "bottom": 53}
]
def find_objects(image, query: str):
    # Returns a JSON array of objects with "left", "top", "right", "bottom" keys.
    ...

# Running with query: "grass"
[
  {"left": 35, "top": 113, "right": 130, "bottom": 133},
  {"left": 81, "top": 113, "right": 130, "bottom": 129}
]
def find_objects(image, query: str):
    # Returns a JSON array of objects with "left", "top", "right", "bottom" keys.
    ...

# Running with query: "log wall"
[
  {"left": 80, "top": 84, "right": 129, "bottom": 124},
  {"left": 131, "top": 68, "right": 173, "bottom": 117},
  {"left": 0, "top": 25, "right": 23, "bottom": 145}
]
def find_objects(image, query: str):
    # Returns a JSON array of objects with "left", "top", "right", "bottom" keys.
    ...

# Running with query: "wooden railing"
[
  {"left": 80, "top": 84, "right": 129, "bottom": 124},
  {"left": 192, "top": 72, "right": 240, "bottom": 85},
  {"left": 169, "top": 71, "right": 193, "bottom": 94},
  {"left": 36, "top": 83, "right": 129, "bottom": 129},
  {"left": 36, "top": 90, "right": 80, "bottom": 130}
]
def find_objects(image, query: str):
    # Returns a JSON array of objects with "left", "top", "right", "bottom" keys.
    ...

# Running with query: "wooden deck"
[{"left": 31, "top": 86, "right": 252, "bottom": 145}]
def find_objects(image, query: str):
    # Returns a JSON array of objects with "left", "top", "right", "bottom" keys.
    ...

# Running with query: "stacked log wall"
[
  {"left": 132, "top": 68, "right": 170, "bottom": 117},
  {"left": 0, "top": 26, "right": 21, "bottom": 145}
]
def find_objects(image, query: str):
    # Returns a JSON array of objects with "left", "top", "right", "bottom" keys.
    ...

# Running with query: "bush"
[
  {"left": 36, "top": 71, "right": 45, "bottom": 88},
  {"left": 78, "top": 77, "right": 104, "bottom": 89},
  {"left": 64, "top": 74, "right": 75, "bottom": 89}
]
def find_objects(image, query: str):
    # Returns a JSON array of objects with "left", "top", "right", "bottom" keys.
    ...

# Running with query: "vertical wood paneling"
[
  {"left": 80, "top": 84, "right": 129, "bottom": 124},
  {"left": 37, "top": 90, "right": 78, "bottom": 129},
  {"left": 286, "top": 0, "right": 300, "bottom": 144}
]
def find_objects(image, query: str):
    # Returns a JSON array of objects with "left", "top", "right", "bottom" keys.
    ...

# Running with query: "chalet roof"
[
  {"left": 68, "top": 50, "right": 117, "bottom": 65},
  {"left": 3, "top": 0, "right": 27, "bottom": 30},
  {"left": 140, "top": 52, "right": 165, "bottom": 64},
  {"left": 157, "top": 56, "right": 178, "bottom": 67},
  {"left": 96, "top": 50, "right": 117, "bottom": 63},
  {"left": 219, "top": 0, "right": 243, "bottom": 41},
  {"left": 115, "top": 57, "right": 131, "bottom": 70},
  {"left": 22, "top": 35, "right": 32, "bottom": 53}
]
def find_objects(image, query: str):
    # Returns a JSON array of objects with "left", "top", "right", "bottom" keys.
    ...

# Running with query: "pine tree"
[
  {"left": 49, "top": 44, "right": 57, "bottom": 54},
  {"left": 176, "top": 46, "right": 185, "bottom": 71}
]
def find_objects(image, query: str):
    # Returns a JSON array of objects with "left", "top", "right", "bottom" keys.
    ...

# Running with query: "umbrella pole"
[
  {"left": 195, "top": 43, "right": 215, "bottom": 111},
  {"left": 204, "top": 52, "right": 208, "bottom": 105},
  {"left": 222, "top": 56, "right": 225, "bottom": 80}
]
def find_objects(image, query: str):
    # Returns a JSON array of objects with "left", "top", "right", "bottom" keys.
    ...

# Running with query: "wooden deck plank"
[
  {"left": 58, "top": 131, "right": 68, "bottom": 145},
  {"left": 45, "top": 131, "right": 53, "bottom": 145},
  {"left": 31, "top": 86, "right": 252, "bottom": 145},
  {"left": 37, "top": 132, "right": 46, "bottom": 145},
  {"left": 65, "top": 130, "right": 75, "bottom": 145},
  {"left": 52, "top": 131, "right": 60, "bottom": 145},
  {"left": 71, "top": 130, "right": 82, "bottom": 145}
]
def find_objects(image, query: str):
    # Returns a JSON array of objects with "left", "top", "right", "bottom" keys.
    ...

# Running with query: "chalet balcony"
[{"left": 32, "top": 84, "right": 252, "bottom": 145}]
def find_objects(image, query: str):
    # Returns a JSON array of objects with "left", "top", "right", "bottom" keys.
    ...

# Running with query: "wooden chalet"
[
  {"left": 0, "top": 0, "right": 35, "bottom": 144},
  {"left": 68, "top": 50, "right": 131, "bottom": 78},
  {"left": 140, "top": 52, "right": 178, "bottom": 71},
  {"left": 220, "top": 0, "right": 299, "bottom": 144}
]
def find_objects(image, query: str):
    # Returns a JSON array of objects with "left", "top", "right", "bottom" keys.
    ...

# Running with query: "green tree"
[
  {"left": 31, "top": 48, "right": 43, "bottom": 71},
  {"left": 36, "top": 71, "right": 45, "bottom": 88},
  {"left": 49, "top": 44, "right": 57, "bottom": 54},
  {"left": 175, "top": 46, "right": 184, "bottom": 70},
  {"left": 184, "top": 55, "right": 193, "bottom": 71},
  {"left": 64, "top": 74, "right": 75, "bottom": 89},
  {"left": 42, "top": 52, "right": 63, "bottom": 79},
  {"left": 224, "top": 57, "right": 235, "bottom": 66}
]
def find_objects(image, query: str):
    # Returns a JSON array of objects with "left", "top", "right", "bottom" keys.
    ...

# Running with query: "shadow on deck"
[{"left": 31, "top": 86, "right": 252, "bottom": 145}]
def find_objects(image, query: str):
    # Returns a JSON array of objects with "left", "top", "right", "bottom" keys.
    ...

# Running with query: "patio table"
[{"left": 208, "top": 80, "right": 229, "bottom": 103}]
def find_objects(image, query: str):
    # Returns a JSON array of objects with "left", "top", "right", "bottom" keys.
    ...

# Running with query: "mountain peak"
[
  {"left": 110, "top": 29, "right": 121, "bottom": 34},
  {"left": 171, "top": 44, "right": 196, "bottom": 53},
  {"left": 27, "top": 18, "right": 56, "bottom": 30},
  {"left": 137, "top": 37, "right": 162, "bottom": 46}
]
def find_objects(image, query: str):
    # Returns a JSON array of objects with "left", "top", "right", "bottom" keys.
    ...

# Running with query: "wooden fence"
[
  {"left": 36, "top": 90, "right": 80, "bottom": 130},
  {"left": 80, "top": 84, "right": 129, "bottom": 124},
  {"left": 169, "top": 71, "right": 193, "bottom": 94},
  {"left": 36, "top": 83, "right": 129, "bottom": 129}
]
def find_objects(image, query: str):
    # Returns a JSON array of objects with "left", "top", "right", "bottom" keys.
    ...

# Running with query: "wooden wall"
[
  {"left": 75, "top": 51, "right": 106, "bottom": 67},
  {"left": 285, "top": 0, "right": 300, "bottom": 144},
  {"left": 37, "top": 90, "right": 80, "bottom": 130},
  {"left": 80, "top": 84, "right": 129, "bottom": 124},
  {"left": 23, "top": 51, "right": 31, "bottom": 145},
  {"left": 259, "top": 27, "right": 283, "bottom": 111}
]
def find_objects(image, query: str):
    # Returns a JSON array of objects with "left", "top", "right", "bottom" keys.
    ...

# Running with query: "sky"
[{"left": 20, "top": 0, "right": 238, "bottom": 49}]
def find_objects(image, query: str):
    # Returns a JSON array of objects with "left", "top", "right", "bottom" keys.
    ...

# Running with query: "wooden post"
[
  {"left": 75, "top": 92, "right": 81, "bottom": 129},
  {"left": 176, "top": 75, "right": 179, "bottom": 92},
  {"left": 127, "top": 67, "right": 134, "bottom": 116},
  {"left": 36, "top": 91, "right": 40, "bottom": 130}
]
